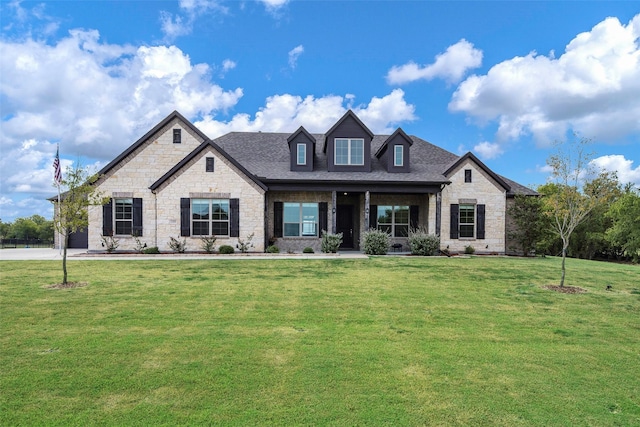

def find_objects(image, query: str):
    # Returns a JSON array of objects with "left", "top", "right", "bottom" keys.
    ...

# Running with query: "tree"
[
  {"left": 507, "top": 194, "right": 549, "bottom": 256},
  {"left": 0, "top": 219, "right": 11, "bottom": 240},
  {"left": 11, "top": 217, "right": 39, "bottom": 240},
  {"left": 544, "top": 136, "right": 613, "bottom": 287},
  {"left": 54, "top": 163, "right": 107, "bottom": 285},
  {"left": 606, "top": 187, "right": 640, "bottom": 262}
]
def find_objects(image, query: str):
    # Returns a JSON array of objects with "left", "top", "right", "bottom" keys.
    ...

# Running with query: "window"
[
  {"left": 173, "top": 129, "right": 181, "bottom": 144},
  {"left": 114, "top": 198, "right": 133, "bottom": 235},
  {"left": 464, "top": 169, "right": 472, "bottom": 183},
  {"left": 297, "top": 143, "right": 306, "bottom": 165},
  {"left": 191, "top": 199, "right": 229, "bottom": 236},
  {"left": 335, "top": 138, "right": 364, "bottom": 165},
  {"left": 394, "top": 145, "right": 404, "bottom": 167},
  {"left": 206, "top": 157, "right": 214, "bottom": 172},
  {"left": 459, "top": 204, "right": 475, "bottom": 238},
  {"left": 377, "top": 205, "right": 409, "bottom": 237},
  {"left": 283, "top": 202, "right": 319, "bottom": 237}
]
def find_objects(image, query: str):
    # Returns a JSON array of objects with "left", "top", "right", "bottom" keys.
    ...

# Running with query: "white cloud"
[
  {"left": 288, "top": 44, "right": 304, "bottom": 69},
  {"left": 449, "top": 14, "right": 640, "bottom": 146},
  {"left": 259, "top": 0, "right": 289, "bottom": 12},
  {"left": 386, "top": 39, "right": 483, "bottom": 85},
  {"left": 195, "top": 89, "right": 416, "bottom": 138},
  {"left": 160, "top": 0, "right": 228, "bottom": 40},
  {"left": 473, "top": 141, "right": 504, "bottom": 160},
  {"left": 591, "top": 154, "right": 640, "bottom": 188}
]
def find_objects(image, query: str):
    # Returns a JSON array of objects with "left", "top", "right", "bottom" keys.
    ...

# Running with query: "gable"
[
  {"left": 323, "top": 110, "right": 374, "bottom": 172},
  {"left": 444, "top": 152, "right": 510, "bottom": 192}
]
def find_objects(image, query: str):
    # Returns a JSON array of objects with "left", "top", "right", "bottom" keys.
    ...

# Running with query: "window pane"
[
  {"left": 395, "top": 206, "right": 409, "bottom": 224},
  {"left": 379, "top": 224, "right": 392, "bottom": 234},
  {"left": 284, "top": 223, "right": 300, "bottom": 237},
  {"left": 283, "top": 203, "right": 300, "bottom": 223},
  {"left": 350, "top": 139, "right": 364, "bottom": 165},
  {"left": 212, "top": 200, "right": 229, "bottom": 221},
  {"left": 115, "top": 221, "right": 132, "bottom": 235},
  {"left": 395, "top": 225, "right": 409, "bottom": 237},
  {"left": 378, "top": 206, "right": 393, "bottom": 225},
  {"left": 212, "top": 222, "right": 228, "bottom": 236},
  {"left": 297, "top": 143, "right": 306, "bottom": 165},
  {"left": 301, "top": 203, "right": 318, "bottom": 236},
  {"left": 460, "top": 205, "right": 475, "bottom": 224},
  {"left": 193, "top": 221, "right": 209, "bottom": 236},
  {"left": 335, "top": 139, "right": 348, "bottom": 165},
  {"left": 115, "top": 199, "right": 133, "bottom": 220},
  {"left": 192, "top": 200, "right": 209, "bottom": 220},
  {"left": 460, "top": 225, "right": 474, "bottom": 238},
  {"left": 394, "top": 145, "right": 403, "bottom": 166}
]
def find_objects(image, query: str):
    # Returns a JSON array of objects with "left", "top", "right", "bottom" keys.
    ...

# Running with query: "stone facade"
[{"left": 440, "top": 159, "right": 507, "bottom": 254}]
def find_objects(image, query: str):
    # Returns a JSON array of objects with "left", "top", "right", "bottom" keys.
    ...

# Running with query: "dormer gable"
[
  {"left": 323, "top": 110, "right": 374, "bottom": 172},
  {"left": 444, "top": 152, "right": 511, "bottom": 192},
  {"left": 375, "top": 128, "right": 413, "bottom": 173},
  {"left": 287, "top": 126, "right": 316, "bottom": 172}
]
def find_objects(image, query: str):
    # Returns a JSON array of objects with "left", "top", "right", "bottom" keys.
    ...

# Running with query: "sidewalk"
[{"left": 0, "top": 248, "right": 369, "bottom": 261}]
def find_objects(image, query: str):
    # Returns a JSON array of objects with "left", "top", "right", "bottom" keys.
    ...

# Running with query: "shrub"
[
  {"left": 408, "top": 227, "right": 440, "bottom": 256},
  {"left": 100, "top": 234, "right": 119, "bottom": 253},
  {"left": 236, "top": 233, "right": 254, "bottom": 253},
  {"left": 362, "top": 228, "right": 390, "bottom": 255},
  {"left": 132, "top": 235, "right": 146, "bottom": 254},
  {"left": 266, "top": 245, "right": 280, "bottom": 253},
  {"left": 143, "top": 246, "right": 160, "bottom": 254},
  {"left": 219, "top": 245, "right": 234, "bottom": 254},
  {"left": 200, "top": 236, "right": 217, "bottom": 253},
  {"left": 303, "top": 247, "right": 314, "bottom": 254},
  {"left": 321, "top": 231, "right": 343, "bottom": 253},
  {"left": 465, "top": 245, "right": 476, "bottom": 255},
  {"left": 168, "top": 236, "right": 187, "bottom": 253}
]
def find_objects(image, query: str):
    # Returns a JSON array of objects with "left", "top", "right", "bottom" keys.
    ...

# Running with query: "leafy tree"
[
  {"left": 11, "top": 217, "right": 39, "bottom": 240},
  {"left": 0, "top": 219, "right": 11, "bottom": 239},
  {"left": 54, "top": 163, "right": 108, "bottom": 285},
  {"left": 606, "top": 187, "right": 640, "bottom": 262},
  {"left": 544, "top": 136, "right": 613, "bottom": 287},
  {"left": 507, "top": 194, "right": 549, "bottom": 256}
]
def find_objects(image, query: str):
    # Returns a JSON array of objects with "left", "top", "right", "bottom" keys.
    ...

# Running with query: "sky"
[{"left": 1, "top": 0, "right": 639, "bottom": 223}]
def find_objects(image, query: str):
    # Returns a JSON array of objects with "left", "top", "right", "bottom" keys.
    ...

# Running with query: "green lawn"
[{"left": 1, "top": 256, "right": 639, "bottom": 426}]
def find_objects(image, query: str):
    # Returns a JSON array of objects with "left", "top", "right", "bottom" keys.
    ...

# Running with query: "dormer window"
[
  {"left": 335, "top": 138, "right": 364, "bottom": 166},
  {"left": 394, "top": 145, "right": 404, "bottom": 167},
  {"left": 297, "top": 143, "right": 306, "bottom": 165}
]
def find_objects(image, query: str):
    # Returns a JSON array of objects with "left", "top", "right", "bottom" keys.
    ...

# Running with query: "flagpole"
[{"left": 53, "top": 144, "right": 63, "bottom": 254}]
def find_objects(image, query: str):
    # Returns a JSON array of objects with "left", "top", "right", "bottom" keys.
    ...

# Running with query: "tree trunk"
[
  {"left": 62, "top": 229, "right": 68, "bottom": 285},
  {"left": 560, "top": 243, "right": 567, "bottom": 287}
]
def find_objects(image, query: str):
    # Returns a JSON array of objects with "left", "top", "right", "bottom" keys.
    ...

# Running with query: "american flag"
[{"left": 53, "top": 145, "right": 62, "bottom": 185}]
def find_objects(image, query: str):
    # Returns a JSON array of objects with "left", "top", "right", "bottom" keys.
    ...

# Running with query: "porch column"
[
  {"left": 331, "top": 190, "right": 337, "bottom": 234},
  {"left": 427, "top": 193, "right": 436, "bottom": 235},
  {"left": 436, "top": 191, "right": 442, "bottom": 236},
  {"left": 364, "top": 190, "right": 370, "bottom": 229}
]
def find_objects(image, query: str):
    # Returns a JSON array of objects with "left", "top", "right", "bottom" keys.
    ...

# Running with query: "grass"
[{"left": 1, "top": 256, "right": 639, "bottom": 426}]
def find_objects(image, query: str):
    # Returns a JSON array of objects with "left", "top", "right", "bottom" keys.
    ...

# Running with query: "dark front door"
[{"left": 336, "top": 205, "right": 354, "bottom": 248}]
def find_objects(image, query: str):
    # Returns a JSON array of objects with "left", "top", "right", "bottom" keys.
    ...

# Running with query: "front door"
[{"left": 336, "top": 205, "right": 354, "bottom": 248}]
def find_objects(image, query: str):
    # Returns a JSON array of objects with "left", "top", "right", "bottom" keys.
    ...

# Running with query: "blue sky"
[{"left": 1, "top": 0, "right": 639, "bottom": 222}]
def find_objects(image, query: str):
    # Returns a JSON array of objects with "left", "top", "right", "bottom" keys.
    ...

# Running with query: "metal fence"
[{"left": 0, "top": 239, "right": 54, "bottom": 249}]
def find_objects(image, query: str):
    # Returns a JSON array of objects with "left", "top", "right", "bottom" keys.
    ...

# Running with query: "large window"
[
  {"left": 459, "top": 204, "right": 475, "bottom": 238},
  {"left": 115, "top": 198, "right": 133, "bottom": 235},
  {"left": 377, "top": 205, "right": 409, "bottom": 237},
  {"left": 284, "top": 202, "right": 319, "bottom": 237},
  {"left": 192, "top": 199, "right": 229, "bottom": 236},
  {"left": 335, "top": 138, "right": 364, "bottom": 165}
]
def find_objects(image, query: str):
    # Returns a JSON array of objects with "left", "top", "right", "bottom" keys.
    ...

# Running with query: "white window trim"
[
  {"left": 459, "top": 204, "right": 476, "bottom": 239},
  {"left": 283, "top": 202, "right": 319, "bottom": 238},
  {"left": 191, "top": 199, "right": 230, "bottom": 237},
  {"left": 297, "top": 143, "right": 306, "bottom": 165},
  {"left": 114, "top": 198, "right": 133, "bottom": 236},
  {"left": 334, "top": 138, "right": 365, "bottom": 166},
  {"left": 394, "top": 145, "right": 403, "bottom": 167},
  {"left": 377, "top": 205, "right": 410, "bottom": 237}
]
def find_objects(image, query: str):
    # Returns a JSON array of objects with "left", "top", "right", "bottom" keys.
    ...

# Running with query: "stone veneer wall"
[
  {"left": 88, "top": 119, "right": 203, "bottom": 251},
  {"left": 154, "top": 146, "right": 266, "bottom": 252},
  {"left": 440, "top": 159, "right": 507, "bottom": 254}
]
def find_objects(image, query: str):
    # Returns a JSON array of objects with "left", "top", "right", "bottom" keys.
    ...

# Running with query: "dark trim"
[
  {"left": 319, "top": 202, "right": 328, "bottom": 233},
  {"left": 264, "top": 181, "right": 444, "bottom": 194},
  {"left": 450, "top": 204, "right": 459, "bottom": 239},
  {"left": 476, "top": 204, "right": 485, "bottom": 239},
  {"left": 230, "top": 198, "right": 239, "bottom": 237},
  {"left": 132, "top": 198, "right": 143, "bottom": 236},
  {"left": 102, "top": 199, "right": 113, "bottom": 236},
  {"left": 410, "top": 205, "right": 419, "bottom": 229},
  {"left": 444, "top": 152, "right": 511, "bottom": 192},
  {"left": 273, "top": 202, "right": 283, "bottom": 238},
  {"left": 369, "top": 205, "right": 378, "bottom": 229},
  {"left": 287, "top": 126, "right": 315, "bottom": 172},
  {"left": 180, "top": 198, "right": 190, "bottom": 237},
  {"left": 323, "top": 110, "right": 374, "bottom": 153},
  {"left": 98, "top": 111, "right": 208, "bottom": 178}
]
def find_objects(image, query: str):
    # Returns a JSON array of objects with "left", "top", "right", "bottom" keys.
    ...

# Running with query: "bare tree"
[
  {"left": 545, "top": 136, "right": 613, "bottom": 286},
  {"left": 54, "top": 163, "right": 107, "bottom": 285}
]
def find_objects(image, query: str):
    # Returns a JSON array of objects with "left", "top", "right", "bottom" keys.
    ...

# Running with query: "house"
[{"left": 62, "top": 110, "right": 536, "bottom": 253}]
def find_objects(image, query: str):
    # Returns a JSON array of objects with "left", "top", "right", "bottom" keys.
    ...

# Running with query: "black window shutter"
[
  {"left": 103, "top": 199, "right": 113, "bottom": 236},
  {"left": 230, "top": 198, "right": 240, "bottom": 237},
  {"left": 132, "top": 198, "right": 143, "bottom": 236},
  {"left": 206, "top": 157, "right": 214, "bottom": 172},
  {"left": 369, "top": 205, "right": 378, "bottom": 229},
  {"left": 476, "top": 204, "right": 486, "bottom": 239},
  {"left": 319, "top": 202, "right": 328, "bottom": 234},
  {"left": 274, "top": 202, "right": 283, "bottom": 238},
  {"left": 410, "top": 205, "right": 419, "bottom": 230},
  {"left": 180, "top": 198, "right": 191, "bottom": 237},
  {"left": 450, "top": 204, "right": 459, "bottom": 239}
]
